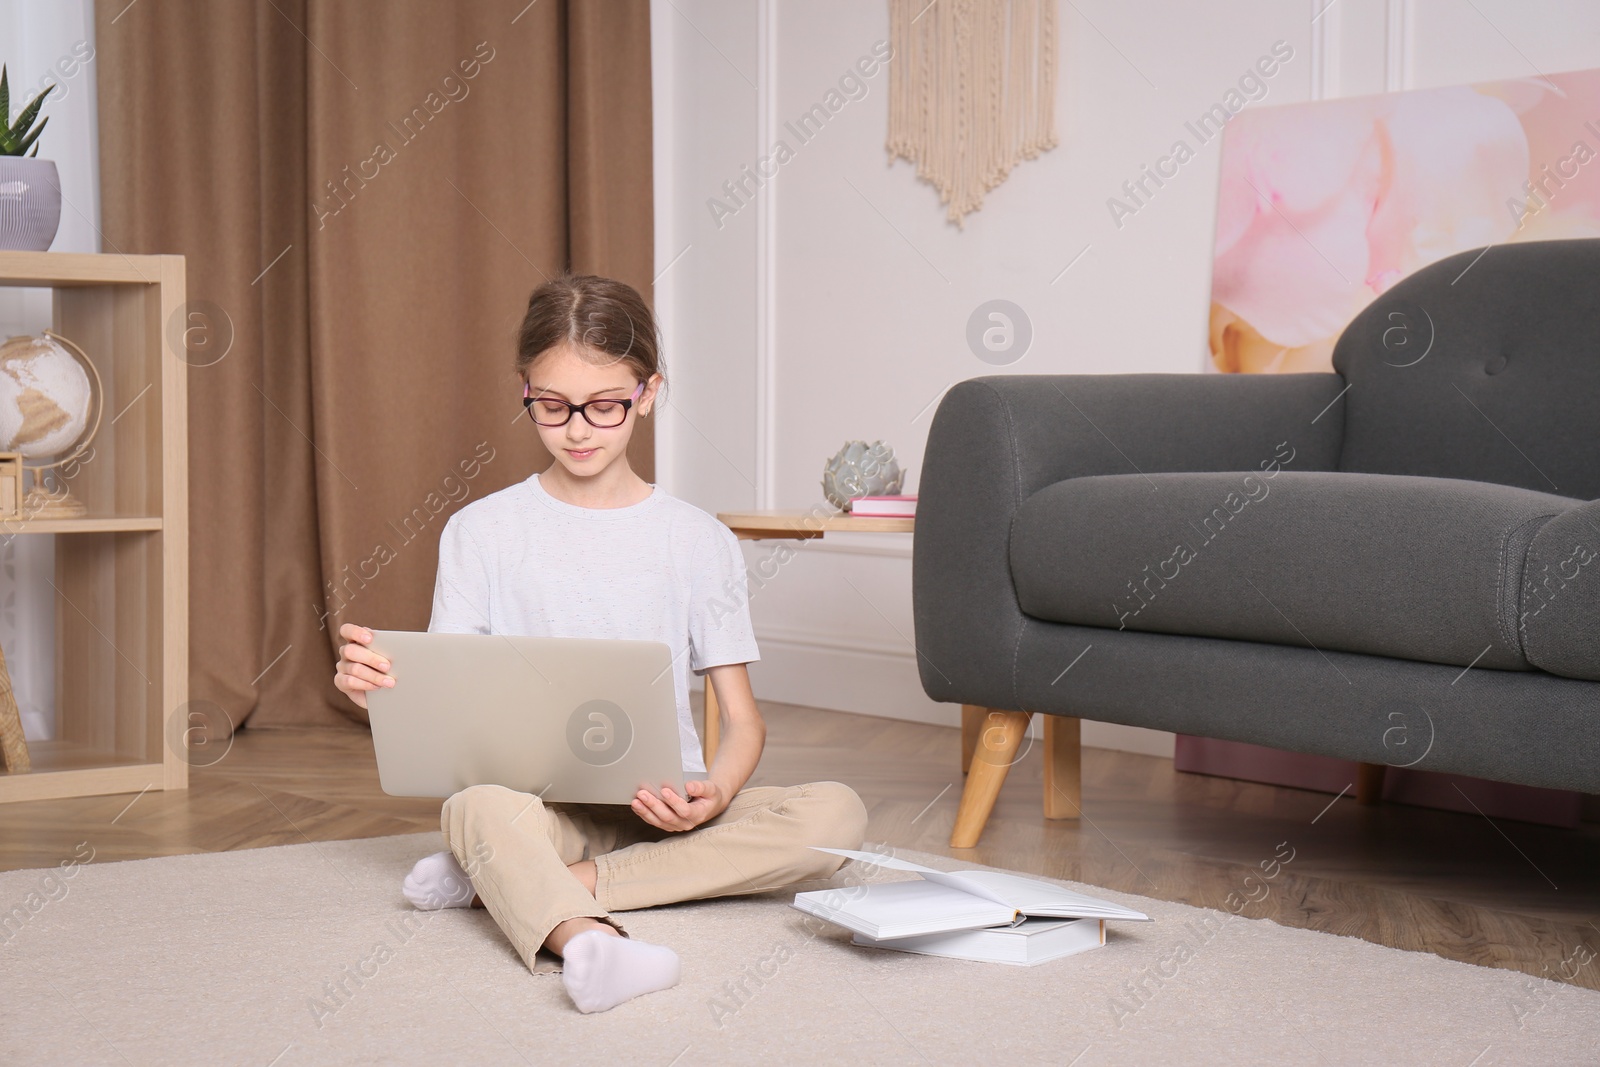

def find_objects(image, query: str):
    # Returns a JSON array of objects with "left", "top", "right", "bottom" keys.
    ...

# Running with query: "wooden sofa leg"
[
  {"left": 1356, "top": 762, "right": 1386, "bottom": 805},
  {"left": 1043, "top": 715, "right": 1081, "bottom": 820},
  {"left": 960, "top": 704, "right": 984, "bottom": 773},
  {"left": 950, "top": 710, "right": 1031, "bottom": 848}
]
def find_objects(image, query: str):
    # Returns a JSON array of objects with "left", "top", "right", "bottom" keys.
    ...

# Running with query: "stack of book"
[{"left": 792, "top": 849, "right": 1150, "bottom": 966}]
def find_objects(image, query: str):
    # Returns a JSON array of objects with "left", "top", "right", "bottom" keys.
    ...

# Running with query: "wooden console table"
[
  {"left": 705, "top": 509, "right": 912, "bottom": 767},
  {"left": 718, "top": 509, "right": 915, "bottom": 539},
  {"left": 707, "top": 507, "right": 1080, "bottom": 848}
]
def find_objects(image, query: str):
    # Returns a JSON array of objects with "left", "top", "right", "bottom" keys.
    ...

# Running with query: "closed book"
[
  {"left": 847, "top": 495, "right": 916, "bottom": 517},
  {"left": 853, "top": 917, "right": 1106, "bottom": 966}
]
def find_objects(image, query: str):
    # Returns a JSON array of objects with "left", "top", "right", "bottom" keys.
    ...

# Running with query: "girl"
[{"left": 334, "top": 273, "right": 868, "bottom": 1014}]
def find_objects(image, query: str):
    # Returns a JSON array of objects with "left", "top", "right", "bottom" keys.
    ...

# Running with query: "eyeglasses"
[{"left": 523, "top": 381, "right": 644, "bottom": 428}]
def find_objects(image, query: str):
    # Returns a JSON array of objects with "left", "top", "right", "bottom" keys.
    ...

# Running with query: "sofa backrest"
[{"left": 1333, "top": 237, "right": 1600, "bottom": 501}]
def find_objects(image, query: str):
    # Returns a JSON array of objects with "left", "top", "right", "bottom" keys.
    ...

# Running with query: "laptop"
[{"left": 364, "top": 630, "right": 695, "bottom": 804}]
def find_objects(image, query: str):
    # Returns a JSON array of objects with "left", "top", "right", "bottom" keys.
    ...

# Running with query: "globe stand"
[{"left": 20, "top": 475, "right": 87, "bottom": 519}]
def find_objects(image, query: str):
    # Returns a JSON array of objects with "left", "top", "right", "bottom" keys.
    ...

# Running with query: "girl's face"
[{"left": 524, "top": 343, "right": 660, "bottom": 479}]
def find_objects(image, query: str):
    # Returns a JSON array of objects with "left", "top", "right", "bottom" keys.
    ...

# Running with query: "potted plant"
[{"left": 0, "top": 66, "right": 58, "bottom": 251}]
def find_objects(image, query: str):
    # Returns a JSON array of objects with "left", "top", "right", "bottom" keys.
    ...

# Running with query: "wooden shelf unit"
[{"left": 0, "top": 251, "right": 188, "bottom": 803}]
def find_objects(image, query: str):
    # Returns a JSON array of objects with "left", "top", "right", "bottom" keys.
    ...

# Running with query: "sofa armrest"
[{"left": 911, "top": 372, "right": 1348, "bottom": 707}]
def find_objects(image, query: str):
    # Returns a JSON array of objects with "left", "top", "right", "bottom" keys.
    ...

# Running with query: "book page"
[
  {"left": 952, "top": 870, "right": 1150, "bottom": 920},
  {"left": 807, "top": 848, "right": 1149, "bottom": 921},
  {"left": 810, "top": 847, "right": 1018, "bottom": 907}
]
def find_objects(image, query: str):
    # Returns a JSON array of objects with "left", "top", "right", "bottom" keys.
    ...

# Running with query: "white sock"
[
  {"left": 561, "top": 928, "right": 681, "bottom": 1014},
  {"left": 402, "top": 850, "right": 476, "bottom": 910}
]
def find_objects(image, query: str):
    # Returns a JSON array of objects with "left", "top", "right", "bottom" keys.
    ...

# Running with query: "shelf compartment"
[
  {"left": 46, "top": 282, "right": 164, "bottom": 518},
  {"left": 0, "top": 739, "right": 163, "bottom": 803},
  {"left": 54, "top": 530, "right": 164, "bottom": 764}
]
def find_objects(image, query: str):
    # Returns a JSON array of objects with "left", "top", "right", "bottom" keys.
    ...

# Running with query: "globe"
[
  {"left": 0, "top": 333, "right": 93, "bottom": 457},
  {"left": 0, "top": 331, "right": 101, "bottom": 518}
]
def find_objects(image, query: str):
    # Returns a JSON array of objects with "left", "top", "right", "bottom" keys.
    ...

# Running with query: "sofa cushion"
[
  {"left": 1334, "top": 239, "right": 1600, "bottom": 502},
  {"left": 1521, "top": 499, "right": 1600, "bottom": 680},
  {"left": 1009, "top": 471, "right": 1583, "bottom": 674}
]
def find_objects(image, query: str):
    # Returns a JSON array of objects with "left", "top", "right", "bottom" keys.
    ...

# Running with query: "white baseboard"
[
  {"left": 706, "top": 629, "right": 1176, "bottom": 758},
  {"left": 742, "top": 628, "right": 962, "bottom": 728}
]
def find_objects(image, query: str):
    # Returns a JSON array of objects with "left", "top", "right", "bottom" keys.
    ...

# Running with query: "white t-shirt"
[{"left": 426, "top": 471, "right": 759, "bottom": 773}]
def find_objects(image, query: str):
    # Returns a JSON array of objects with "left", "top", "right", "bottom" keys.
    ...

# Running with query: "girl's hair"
[{"left": 515, "top": 273, "right": 664, "bottom": 389}]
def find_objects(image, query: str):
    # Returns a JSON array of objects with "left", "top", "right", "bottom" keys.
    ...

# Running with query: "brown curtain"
[{"left": 94, "top": 0, "right": 655, "bottom": 731}]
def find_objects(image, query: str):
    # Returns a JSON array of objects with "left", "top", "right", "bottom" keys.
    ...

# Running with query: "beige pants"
[{"left": 440, "top": 780, "right": 869, "bottom": 970}]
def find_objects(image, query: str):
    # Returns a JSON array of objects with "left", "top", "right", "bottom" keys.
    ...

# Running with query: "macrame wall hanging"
[{"left": 887, "top": 0, "right": 1060, "bottom": 228}]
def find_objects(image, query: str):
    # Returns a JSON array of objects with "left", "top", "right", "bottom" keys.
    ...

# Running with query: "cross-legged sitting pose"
[{"left": 335, "top": 273, "right": 868, "bottom": 1013}]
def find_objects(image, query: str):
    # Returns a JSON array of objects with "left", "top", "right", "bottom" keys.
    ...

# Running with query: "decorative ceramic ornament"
[{"left": 822, "top": 440, "right": 903, "bottom": 509}]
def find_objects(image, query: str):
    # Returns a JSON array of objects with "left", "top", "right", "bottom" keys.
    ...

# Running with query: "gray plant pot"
[{"left": 0, "top": 157, "right": 61, "bottom": 252}]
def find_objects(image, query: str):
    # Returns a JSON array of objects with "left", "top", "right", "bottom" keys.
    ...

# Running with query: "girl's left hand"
[{"left": 632, "top": 779, "right": 725, "bottom": 832}]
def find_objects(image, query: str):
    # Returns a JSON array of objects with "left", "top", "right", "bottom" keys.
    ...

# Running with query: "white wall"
[
  {"left": 0, "top": 0, "right": 101, "bottom": 741},
  {"left": 655, "top": 0, "right": 1600, "bottom": 754}
]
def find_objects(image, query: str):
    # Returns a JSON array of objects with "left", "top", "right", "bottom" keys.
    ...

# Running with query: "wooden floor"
[{"left": 3, "top": 699, "right": 1597, "bottom": 992}]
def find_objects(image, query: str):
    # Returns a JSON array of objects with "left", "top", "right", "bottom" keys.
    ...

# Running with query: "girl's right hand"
[{"left": 335, "top": 623, "right": 396, "bottom": 710}]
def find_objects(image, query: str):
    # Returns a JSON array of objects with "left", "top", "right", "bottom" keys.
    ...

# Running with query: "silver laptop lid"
[{"left": 365, "top": 630, "right": 691, "bottom": 804}]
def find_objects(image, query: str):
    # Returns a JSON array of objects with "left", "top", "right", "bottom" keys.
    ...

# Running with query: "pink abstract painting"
[{"left": 1208, "top": 67, "right": 1600, "bottom": 373}]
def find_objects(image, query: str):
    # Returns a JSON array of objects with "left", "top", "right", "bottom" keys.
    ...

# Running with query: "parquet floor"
[{"left": 3, "top": 699, "right": 1597, "bottom": 992}]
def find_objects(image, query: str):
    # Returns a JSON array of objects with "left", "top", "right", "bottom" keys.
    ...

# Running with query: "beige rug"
[{"left": 1, "top": 833, "right": 1595, "bottom": 1065}]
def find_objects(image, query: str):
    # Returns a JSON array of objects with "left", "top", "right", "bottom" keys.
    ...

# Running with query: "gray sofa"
[{"left": 913, "top": 238, "right": 1600, "bottom": 846}]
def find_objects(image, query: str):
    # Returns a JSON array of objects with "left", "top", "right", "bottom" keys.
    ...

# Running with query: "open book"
[{"left": 792, "top": 848, "right": 1149, "bottom": 942}]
